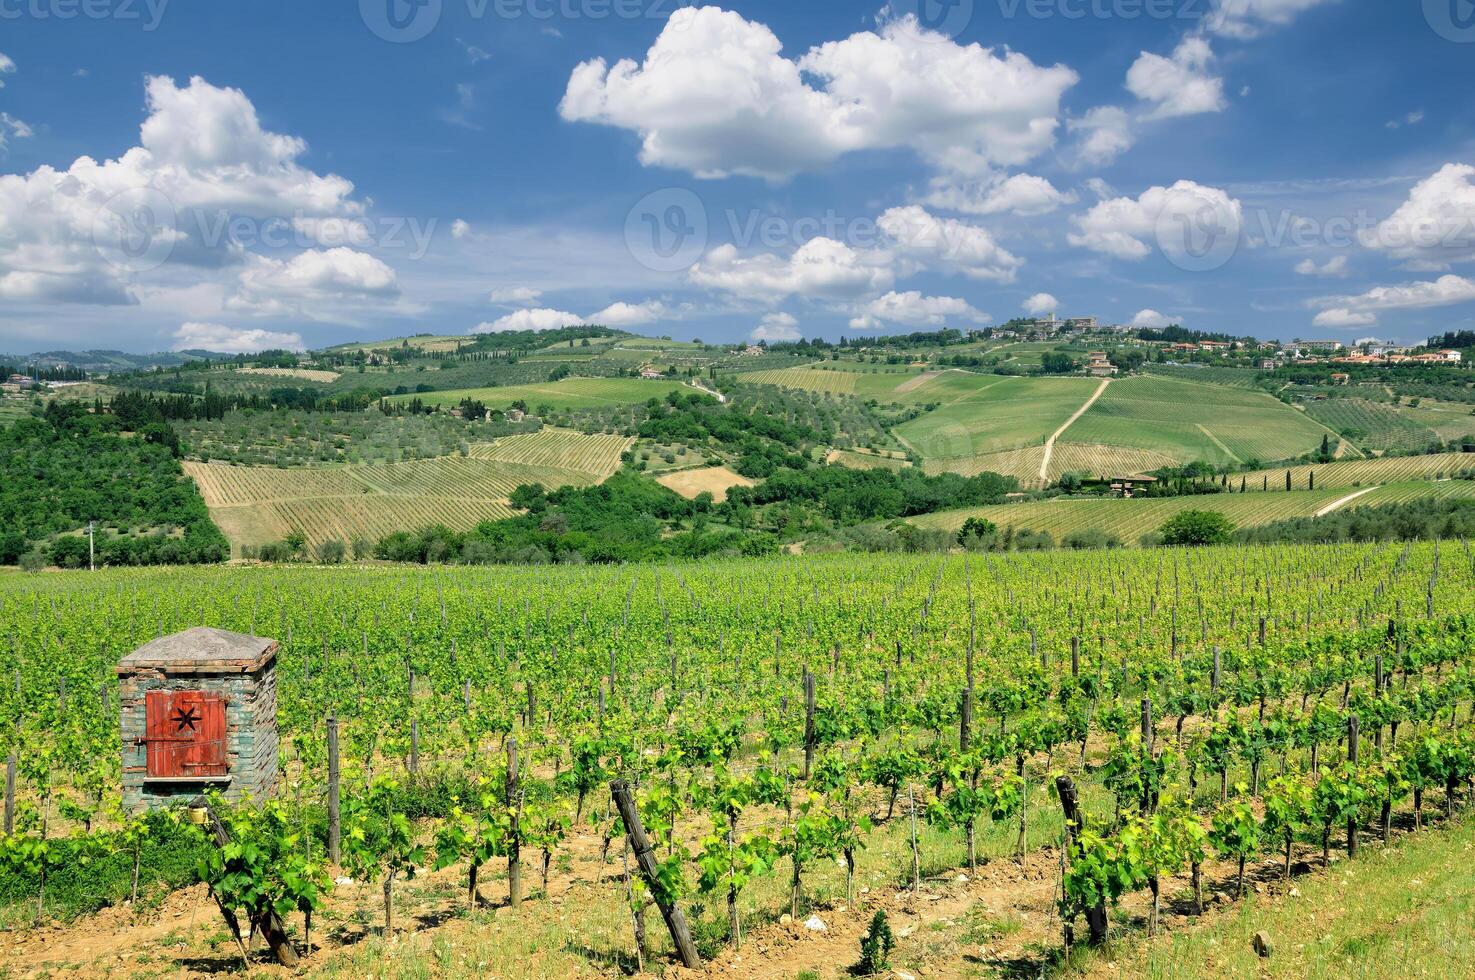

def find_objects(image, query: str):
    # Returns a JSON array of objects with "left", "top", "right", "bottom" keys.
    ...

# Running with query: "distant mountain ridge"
[{"left": 0, "top": 349, "right": 233, "bottom": 373}]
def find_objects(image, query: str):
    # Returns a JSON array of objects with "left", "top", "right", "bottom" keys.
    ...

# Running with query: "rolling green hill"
[
  {"left": 1059, "top": 375, "right": 1333, "bottom": 466},
  {"left": 387, "top": 377, "right": 687, "bottom": 412},
  {"left": 894, "top": 376, "right": 1099, "bottom": 459}
]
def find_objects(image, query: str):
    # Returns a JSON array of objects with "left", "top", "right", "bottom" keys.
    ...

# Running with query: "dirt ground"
[
  {"left": 0, "top": 813, "right": 1362, "bottom": 980},
  {"left": 655, "top": 467, "right": 756, "bottom": 503}
]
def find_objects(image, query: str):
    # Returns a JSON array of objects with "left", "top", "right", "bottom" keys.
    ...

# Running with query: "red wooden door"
[{"left": 145, "top": 691, "right": 228, "bottom": 778}]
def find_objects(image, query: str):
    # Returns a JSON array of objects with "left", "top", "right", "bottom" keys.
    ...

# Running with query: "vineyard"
[
  {"left": 1301, "top": 397, "right": 1440, "bottom": 454},
  {"left": 234, "top": 368, "right": 342, "bottom": 385},
  {"left": 1236, "top": 453, "right": 1475, "bottom": 492},
  {"left": 1140, "top": 364, "right": 1265, "bottom": 389},
  {"left": 737, "top": 366, "right": 861, "bottom": 396},
  {"left": 5, "top": 540, "right": 1475, "bottom": 976},
  {"left": 895, "top": 377, "right": 1100, "bottom": 460},
  {"left": 910, "top": 480, "right": 1475, "bottom": 542},
  {"left": 184, "top": 429, "right": 629, "bottom": 553},
  {"left": 922, "top": 445, "right": 1048, "bottom": 486},
  {"left": 465, "top": 427, "right": 632, "bottom": 475},
  {"left": 738, "top": 365, "right": 996, "bottom": 407},
  {"left": 389, "top": 378, "right": 688, "bottom": 413},
  {"left": 923, "top": 443, "right": 1178, "bottom": 490},
  {"left": 826, "top": 449, "right": 913, "bottom": 472}
]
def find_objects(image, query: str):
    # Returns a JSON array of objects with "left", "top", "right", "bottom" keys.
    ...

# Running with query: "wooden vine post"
[
  {"left": 3, "top": 749, "right": 15, "bottom": 835},
  {"left": 326, "top": 713, "right": 341, "bottom": 865},
  {"left": 507, "top": 737, "right": 521, "bottom": 907},
  {"left": 609, "top": 780, "right": 702, "bottom": 970},
  {"left": 802, "top": 670, "right": 816, "bottom": 780},
  {"left": 5, "top": 667, "right": 17, "bottom": 834},
  {"left": 1347, "top": 716, "right": 1360, "bottom": 859}
]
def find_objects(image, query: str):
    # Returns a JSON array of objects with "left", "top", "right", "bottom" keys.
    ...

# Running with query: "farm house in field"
[{"left": 116, "top": 628, "right": 280, "bottom": 814}]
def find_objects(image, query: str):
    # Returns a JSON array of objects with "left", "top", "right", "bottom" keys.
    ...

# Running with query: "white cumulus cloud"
[
  {"left": 1131, "top": 309, "right": 1177, "bottom": 328},
  {"left": 751, "top": 312, "right": 801, "bottom": 343},
  {"left": 850, "top": 291, "right": 987, "bottom": 330},
  {"left": 489, "top": 286, "right": 544, "bottom": 305},
  {"left": 1312, "top": 274, "right": 1475, "bottom": 327},
  {"left": 0, "top": 75, "right": 363, "bottom": 310},
  {"left": 1295, "top": 255, "right": 1349, "bottom": 278},
  {"left": 172, "top": 322, "right": 305, "bottom": 353},
  {"left": 1208, "top": 0, "right": 1341, "bottom": 38},
  {"left": 878, "top": 205, "right": 1024, "bottom": 283},
  {"left": 1024, "top": 293, "right": 1060, "bottom": 316},
  {"left": 1127, "top": 37, "right": 1227, "bottom": 120},
  {"left": 1069, "top": 106, "right": 1136, "bottom": 168},
  {"left": 590, "top": 299, "right": 669, "bottom": 327},
  {"left": 689, "top": 238, "right": 895, "bottom": 302},
  {"left": 559, "top": 7, "right": 1077, "bottom": 181},
  {"left": 1362, "top": 163, "right": 1475, "bottom": 270},
  {"left": 1312, "top": 308, "right": 1377, "bottom": 328},
  {"left": 472, "top": 308, "right": 587, "bottom": 334},
  {"left": 1068, "top": 180, "right": 1242, "bottom": 261},
  {"left": 226, "top": 248, "right": 398, "bottom": 317},
  {"left": 923, "top": 172, "right": 1074, "bottom": 217}
]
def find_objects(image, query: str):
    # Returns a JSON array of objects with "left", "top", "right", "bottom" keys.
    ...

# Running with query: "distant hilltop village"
[
  {"left": 972, "top": 314, "right": 1465, "bottom": 371},
  {"left": 986, "top": 313, "right": 1108, "bottom": 341}
]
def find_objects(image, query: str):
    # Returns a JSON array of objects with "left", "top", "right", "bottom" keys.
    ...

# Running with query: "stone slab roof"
[{"left": 117, "top": 627, "right": 278, "bottom": 675}]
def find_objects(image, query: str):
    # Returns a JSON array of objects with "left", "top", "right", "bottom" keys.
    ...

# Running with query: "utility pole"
[{"left": 87, "top": 521, "right": 95, "bottom": 572}]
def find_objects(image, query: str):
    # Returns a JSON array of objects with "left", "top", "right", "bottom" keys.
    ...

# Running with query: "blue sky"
[{"left": 0, "top": 0, "right": 1473, "bottom": 354}]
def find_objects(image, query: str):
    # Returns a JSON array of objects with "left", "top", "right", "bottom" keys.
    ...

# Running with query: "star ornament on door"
[{"left": 172, "top": 705, "right": 202, "bottom": 734}]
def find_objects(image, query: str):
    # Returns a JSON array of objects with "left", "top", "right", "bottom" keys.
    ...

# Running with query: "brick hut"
[{"left": 117, "top": 627, "right": 280, "bottom": 813}]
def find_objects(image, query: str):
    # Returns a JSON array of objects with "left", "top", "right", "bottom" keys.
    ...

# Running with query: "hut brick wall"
[{"left": 120, "top": 664, "right": 279, "bottom": 813}]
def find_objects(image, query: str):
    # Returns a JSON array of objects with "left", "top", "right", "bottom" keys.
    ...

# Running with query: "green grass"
[
  {"left": 1062, "top": 376, "right": 1330, "bottom": 467},
  {"left": 387, "top": 377, "right": 687, "bottom": 412},
  {"left": 894, "top": 377, "right": 1098, "bottom": 458},
  {"left": 1073, "top": 816, "right": 1475, "bottom": 979}
]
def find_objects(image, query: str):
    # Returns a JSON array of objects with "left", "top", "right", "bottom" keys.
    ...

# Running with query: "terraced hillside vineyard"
[
  {"left": 184, "top": 428, "right": 631, "bottom": 553},
  {"left": 389, "top": 377, "right": 688, "bottom": 412},
  {"left": 909, "top": 480, "right": 1475, "bottom": 541},
  {"left": 1236, "top": 452, "right": 1475, "bottom": 492}
]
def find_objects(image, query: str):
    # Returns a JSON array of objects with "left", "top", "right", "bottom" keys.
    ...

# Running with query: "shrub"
[
  {"left": 315, "top": 539, "right": 348, "bottom": 564},
  {"left": 960, "top": 517, "right": 998, "bottom": 540},
  {"left": 857, "top": 910, "right": 895, "bottom": 975},
  {"left": 1159, "top": 510, "right": 1235, "bottom": 547},
  {"left": 1063, "top": 528, "right": 1123, "bottom": 550}
]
